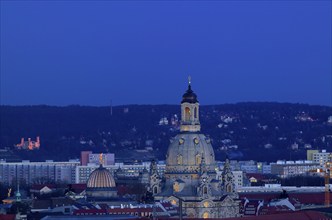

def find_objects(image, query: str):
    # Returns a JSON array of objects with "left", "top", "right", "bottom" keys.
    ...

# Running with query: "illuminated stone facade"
[{"left": 155, "top": 80, "right": 240, "bottom": 218}]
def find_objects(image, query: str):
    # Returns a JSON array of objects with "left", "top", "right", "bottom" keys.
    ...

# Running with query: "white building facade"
[{"left": 0, "top": 160, "right": 79, "bottom": 185}]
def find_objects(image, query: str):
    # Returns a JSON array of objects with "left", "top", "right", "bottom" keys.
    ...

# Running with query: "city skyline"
[
  {"left": 1, "top": 1, "right": 332, "bottom": 218},
  {"left": 1, "top": 1, "right": 331, "bottom": 106}
]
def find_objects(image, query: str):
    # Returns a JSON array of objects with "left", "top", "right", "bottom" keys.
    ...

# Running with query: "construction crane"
[{"left": 314, "top": 160, "right": 331, "bottom": 207}]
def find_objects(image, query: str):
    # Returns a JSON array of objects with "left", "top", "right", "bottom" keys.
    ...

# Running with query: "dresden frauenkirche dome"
[
  {"left": 86, "top": 164, "right": 117, "bottom": 200},
  {"left": 154, "top": 79, "right": 240, "bottom": 219}
]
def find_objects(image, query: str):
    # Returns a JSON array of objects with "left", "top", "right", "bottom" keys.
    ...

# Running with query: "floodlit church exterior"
[{"left": 154, "top": 79, "right": 240, "bottom": 218}]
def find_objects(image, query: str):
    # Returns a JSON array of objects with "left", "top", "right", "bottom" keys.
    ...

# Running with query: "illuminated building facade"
[
  {"left": 0, "top": 160, "right": 79, "bottom": 185},
  {"left": 15, "top": 136, "right": 40, "bottom": 150},
  {"left": 154, "top": 80, "right": 240, "bottom": 218}
]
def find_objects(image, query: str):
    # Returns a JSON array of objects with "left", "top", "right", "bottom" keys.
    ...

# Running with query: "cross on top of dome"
[{"left": 182, "top": 76, "right": 198, "bottom": 104}]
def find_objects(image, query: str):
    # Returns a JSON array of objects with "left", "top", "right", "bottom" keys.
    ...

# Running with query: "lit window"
[
  {"left": 185, "top": 107, "right": 191, "bottom": 121},
  {"left": 196, "top": 154, "right": 201, "bottom": 165},
  {"left": 177, "top": 155, "right": 183, "bottom": 165},
  {"left": 203, "top": 212, "right": 209, "bottom": 219},
  {"left": 173, "top": 182, "right": 180, "bottom": 192}
]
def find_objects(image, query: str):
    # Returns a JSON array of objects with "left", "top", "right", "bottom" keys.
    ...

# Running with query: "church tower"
[
  {"left": 149, "top": 160, "right": 161, "bottom": 195},
  {"left": 180, "top": 77, "right": 201, "bottom": 132},
  {"left": 222, "top": 157, "right": 236, "bottom": 194},
  {"left": 155, "top": 77, "right": 240, "bottom": 218}
]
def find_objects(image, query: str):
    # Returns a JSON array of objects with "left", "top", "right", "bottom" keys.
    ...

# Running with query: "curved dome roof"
[
  {"left": 87, "top": 165, "right": 116, "bottom": 188},
  {"left": 166, "top": 133, "right": 216, "bottom": 173},
  {"left": 181, "top": 84, "right": 198, "bottom": 103}
]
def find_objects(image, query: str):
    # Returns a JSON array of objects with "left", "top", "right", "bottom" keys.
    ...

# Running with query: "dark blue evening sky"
[{"left": 1, "top": 1, "right": 331, "bottom": 106}]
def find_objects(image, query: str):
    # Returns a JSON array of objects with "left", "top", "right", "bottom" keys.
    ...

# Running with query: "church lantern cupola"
[{"left": 180, "top": 76, "right": 201, "bottom": 132}]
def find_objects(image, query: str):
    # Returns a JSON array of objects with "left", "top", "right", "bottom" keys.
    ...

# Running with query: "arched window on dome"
[
  {"left": 185, "top": 107, "right": 191, "bottom": 121},
  {"left": 196, "top": 154, "right": 201, "bottom": 165},
  {"left": 227, "top": 184, "right": 232, "bottom": 193},
  {"left": 203, "top": 186, "right": 208, "bottom": 195},
  {"left": 154, "top": 186, "right": 158, "bottom": 194},
  {"left": 173, "top": 182, "right": 180, "bottom": 192},
  {"left": 177, "top": 155, "right": 183, "bottom": 165},
  {"left": 194, "top": 107, "right": 198, "bottom": 119}
]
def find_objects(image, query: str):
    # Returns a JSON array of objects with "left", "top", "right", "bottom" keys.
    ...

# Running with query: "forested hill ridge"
[{"left": 1, "top": 102, "right": 332, "bottom": 163}]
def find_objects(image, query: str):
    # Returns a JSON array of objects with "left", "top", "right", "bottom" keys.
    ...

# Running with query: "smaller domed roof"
[
  {"left": 182, "top": 84, "right": 198, "bottom": 104},
  {"left": 87, "top": 165, "right": 116, "bottom": 188}
]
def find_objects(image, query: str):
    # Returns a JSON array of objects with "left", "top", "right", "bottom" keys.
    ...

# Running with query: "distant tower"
[
  {"left": 198, "top": 156, "right": 211, "bottom": 198},
  {"left": 149, "top": 160, "right": 161, "bottom": 195},
  {"left": 155, "top": 78, "right": 240, "bottom": 218},
  {"left": 180, "top": 76, "right": 201, "bottom": 132},
  {"left": 222, "top": 157, "right": 236, "bottom": 194}
]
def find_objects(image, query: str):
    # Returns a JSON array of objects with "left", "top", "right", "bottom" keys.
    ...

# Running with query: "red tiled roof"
[
  {"left": 108, "top": 207, "right": 164, "bottom": 213},
  {"left": 32, "top": 197, "right": 75, "bottom": 209},
  {"left": 137, "top": 210, "right": 330, "bottom": 220},
  {"left": 289, "top": 193, "right": 328, "bottom": 205},
  {"left": 30, "top": 184, "right": 56, "bottom": 191},
  {"left": 70, "top": 183, "right": 86, "bottom": 189},
  {"left": 241, "top": 193, "right": 279, "bottom": 202},
  {"left": 74, "top": 209, "right": 107, "bottom": 215},
  {"left": 116, "top": 184, "right": 146, "bottom": 195},
  {"left": 222, "top": 210, "right": 330, "bottom": 220},
  {"left": 259, "top": 206, "right": 292, "bottom": 215},
  {"left": 0, "top": 214, "right": 15, "bottom": 220},
  {"left": 240, "top": 192, "right": 332, "bottom": 205},
  {"left": 117, "top": 185, "right": 130, "bottom": 195},
  {"left": 74, "top": 206, "right": 165, "bottom": 216},
  {"left": 69, "top": 184, "right": 86, "bottom": 193},
  {"left": 98, "top": 203, "right": 110, "bottom": 209}
]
